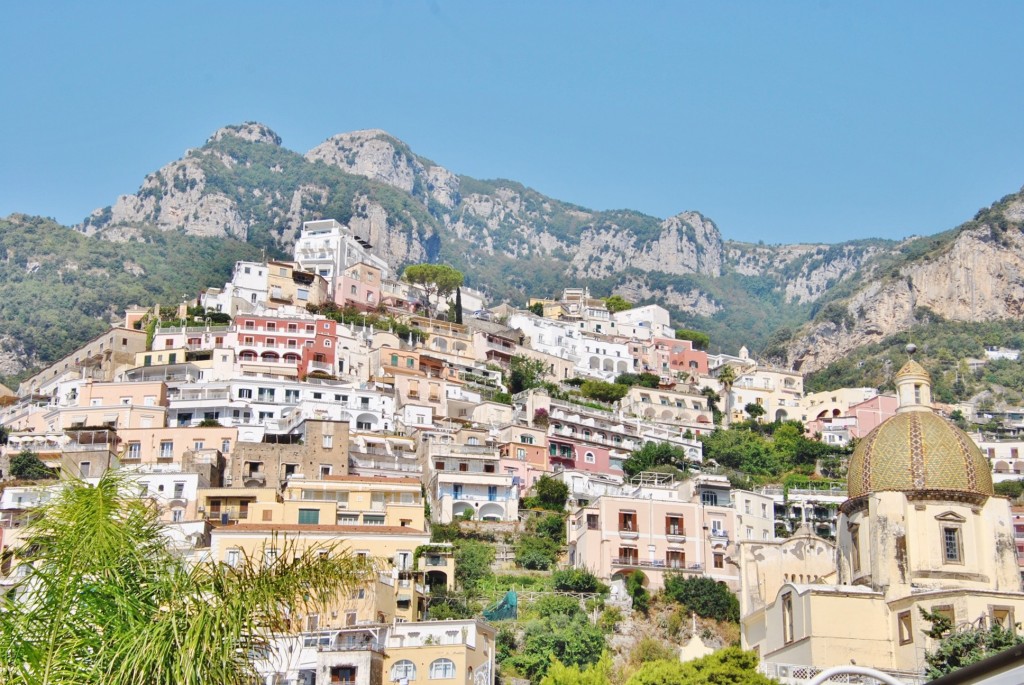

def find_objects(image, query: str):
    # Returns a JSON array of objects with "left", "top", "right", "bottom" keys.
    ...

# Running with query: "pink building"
[
  {"left": 630, "top": 337, "right": 709, "bottom": 378},
  {"left": 235, "top": 315, "right": 338, "bottom": 379},
  {"left": 806, "top": 394, "right": 898, "bottom": 441},
  {"left": 568, "top": 474, "right": 775, "bottom": 592},
  {"left": 339, "top": 261, "right": 383, "bottom": 311}
]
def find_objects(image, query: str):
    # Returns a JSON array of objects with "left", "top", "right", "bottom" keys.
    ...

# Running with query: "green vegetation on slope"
[
  {"left": 805, "top": 319, "right": 1024, "bottom": 403},
  {"left": 0, "top": 215, "right": 263, "bottom": 383}
]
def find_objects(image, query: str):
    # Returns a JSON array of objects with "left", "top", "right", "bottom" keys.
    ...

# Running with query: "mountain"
[
  {"left": 785, "top": 190, "right": 1024, "bottom": 373},
  {"left": 73, "top": 123, "right": 887, "bottom": 346},
  {"left": 2, "top": 121, "right": 1022, "bottom": 386}
]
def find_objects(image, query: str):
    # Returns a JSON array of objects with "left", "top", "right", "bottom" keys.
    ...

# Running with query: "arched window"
[
  {"left": 391, "top": 659, "right": 417, "bottom": 681},
  {"left": 429, "top": 658, "right": 456, "bottom": 679}
]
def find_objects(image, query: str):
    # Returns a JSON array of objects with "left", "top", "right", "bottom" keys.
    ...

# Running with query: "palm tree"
[
  {"left": 0, "top": 473, "right": 370, "bottom": 685},
  {"left": 717, "top": 364, "right": 737, "bottom": 429}
]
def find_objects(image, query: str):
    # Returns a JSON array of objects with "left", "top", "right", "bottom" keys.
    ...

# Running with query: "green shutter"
[{"left": 298, "top": 509, "right": 320, "bottom": 525}]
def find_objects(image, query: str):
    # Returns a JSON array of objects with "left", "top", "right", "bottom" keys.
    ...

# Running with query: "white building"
[{"left": 293, "top": 219, "right": 391, "bottom": 303}]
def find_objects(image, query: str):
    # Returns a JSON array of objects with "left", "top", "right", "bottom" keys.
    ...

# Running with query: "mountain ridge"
[{"left": 0, "top": 121, "right": 1018, "bottom": 383}]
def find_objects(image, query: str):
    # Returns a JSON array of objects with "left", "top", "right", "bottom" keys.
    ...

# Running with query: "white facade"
[
  {"left": 293, "top": 220, "right": 391, "bottom": 301},
  {"left": 612, "top": 304, "right": 674, "bottom": 341}
]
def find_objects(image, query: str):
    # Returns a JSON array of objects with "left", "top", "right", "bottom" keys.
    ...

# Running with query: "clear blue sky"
[{"left": 2, "top": 2, "right": 1023, "bottom": 244}]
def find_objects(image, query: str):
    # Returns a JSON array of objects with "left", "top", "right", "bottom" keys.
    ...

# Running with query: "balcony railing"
[{"left": 612, "top": 557, "right": 705, "bottom": 571}]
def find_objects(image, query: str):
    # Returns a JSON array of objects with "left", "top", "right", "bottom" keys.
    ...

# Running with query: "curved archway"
[
  {"left": 661, "top": 409, "right": 673, "bottom": 421},
  {"left": 479, "top": 503, "right": 505, "bottom": 521},
  {"left": 616, "top": 360, "right": 628, "bottom": 373},
  {"left": 602, "top": 359, "right": 614, "bottom": 372},
  {"left": 589, "top": 356, "right": 600, "bottom": 369},
  {"left": 995, "top": 460, "right": 1010, "bottom": 474},
  {"left": 452, "top": 502, "right": 474, "bottom": 519},
  {"left": 775, "top": 409, "right": 789, "bottom": 422},
  {"left": 261, "top": 351, "right": 279, "bottom": 362},
  {"left": 239, "top": 350, "right": 257, "bottom": 361},
  {"left": 283, "top": 353, "right": 300, "bottom": 364}
]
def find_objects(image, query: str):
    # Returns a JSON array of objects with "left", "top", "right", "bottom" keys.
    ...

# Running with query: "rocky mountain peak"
[{"left": 206, "top": 122, "right": 282, "bottom": 146}]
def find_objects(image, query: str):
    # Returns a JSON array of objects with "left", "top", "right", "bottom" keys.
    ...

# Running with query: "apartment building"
[
  {"left": 229, "top": 419, "right": 350, "bottom": 487},
  {"left": 567, "top": 473, "right": 774, "bottom": 592},
  {"left": 423, "top": 434, "right": 519, "bottom": 523},
  {"left": 620, "top": 385, "right": 714, "bottom": 435},
  {"left": 293, "top": 219, "right": 391, "bottom": 303}
]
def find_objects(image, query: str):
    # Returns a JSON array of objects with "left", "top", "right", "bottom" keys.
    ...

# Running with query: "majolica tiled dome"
[{"left": 846, "top": 360, "right": 993, "bottom": 500}]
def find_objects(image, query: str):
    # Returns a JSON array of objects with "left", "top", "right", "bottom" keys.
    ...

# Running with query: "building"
[
  {"left": 740, "top": 359, "right": 1024, "bottom": 683},
  {"left": 567, "top": 472, "right": 774, "bottom": 592}
]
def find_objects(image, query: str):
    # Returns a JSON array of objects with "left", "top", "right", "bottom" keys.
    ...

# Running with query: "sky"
[{"left": 2, "top": 2, "right": 1024, "bottom": 244}]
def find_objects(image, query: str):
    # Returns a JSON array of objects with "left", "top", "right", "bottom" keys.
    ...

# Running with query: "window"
[
  {"left": 618, "top": 511, "right": 637, "bottom": 533},
  {"left": 160, "top": 441, "right": 173, "bottom": 458},
  {"left": 584, "top": 451, "right": 596, "bottom": 464},
  {"left": 320, "top": 465, "right": 332, "bottom": 478},
  {"left": 713, "top": 553, "right": 724, "bottom": 569},
  {"left": 257, "top": 387, "right": 274, "bottom": 402},
  {"left": 782, "top": 592, "right": 794, "bottom": 644},
  {"left": 194, "top": 440, "right": 204, "bottom": 451},
  {"left": 322, "top": 434, "right": 334, "bottom": 449},
  {"left": 520, "top": 434, "right": 535, "bottom": 445},
  {"left": 80, "top": 462, "right": 91, "bottom": 478},
  {"left": 173, "top": 482, "right": 185, "bottom": 499},
  {"left": 701, "top": 491, "right": 719, "bottom": 506},
  {"left": 284, "top": 389, "right": 300, "bottom": 403},
  {"left": 931, "top": 605, "right": 955, "bottom": 636},
  {"left": 898, "top": 610, "right": 913, "bottom": 645},
  {"left": 850, "top": 524, "right": 861, "bottom": 573},
  {"left": 587, "top": 514, "right": 599, "bottom": 530},
  {"left": 467, "top": 437, "right": 479, "bottom": 446},
  {"left": 172, "top": 509, "right": 183, "bottom": 522},
  {"left": 991, "top": 606, "right": 1014, "bottom": 629},
  {"left": 364, "top": 515, "right": 385, "bottom": 526},
  {"left": 127, "top": 442, "right": 141, "bottom": 459},
  {"left": 221, "top": 439, "right": 231, "bottom": 454},
  {"left": 487, "top": 485, "right": 498, "bottom": 501},
  {"left": 238, "top": 388, "right": 252, "bottom": 399},
  {"left": 617, "top": 546, "right": 639, "bottom": 564},
  {"left": 943, "top": 527, "right": 963, "bottom": 563},
  {"left": 516, "top": 448, "right": 526, "bottom": 459},
  {"left": 665, "top": 515, "right": 683, "bottom": 536},
  {"left": 264, "top": 548, "right": 278, "bottom": 567},
  {"left": 226, "top": 549, "right": 240, "bottom": 567},
  {"left": 666, "top": 550, "right": 685, "bottom": 569},
  {"left": 392, "top": 660, "right": 417, "bottom": 681},
  {"left": 429, "top": 658, "right": 456, "bottom": 679},
  {"left": 298, "top": 509, "right": 320, "bottom": 525}
]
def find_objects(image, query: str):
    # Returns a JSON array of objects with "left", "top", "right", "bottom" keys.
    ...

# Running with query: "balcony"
[{"left": 618, "top": 526, "right": 639, "bottom": 540}]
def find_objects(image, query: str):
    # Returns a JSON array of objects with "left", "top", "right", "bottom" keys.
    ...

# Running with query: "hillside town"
[{"left": 2, "top": 218, "right": 1024, "bottom": 685}]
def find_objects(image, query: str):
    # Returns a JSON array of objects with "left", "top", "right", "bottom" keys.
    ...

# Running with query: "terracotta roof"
[
  {"left": 214, "top": 524, "right": 427, "bottom": 535},
  {"left": 323, "top": 475, "right": 421, "bottom": 485}
]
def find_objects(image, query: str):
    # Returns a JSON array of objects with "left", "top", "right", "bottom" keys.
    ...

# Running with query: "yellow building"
[{"left": 741, "top": 359, "right": 1024, "bottom": 682}]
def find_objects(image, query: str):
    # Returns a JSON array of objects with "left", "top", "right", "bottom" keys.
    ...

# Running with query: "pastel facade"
[{"left": 568, "top": 473, "right": 774, "bottom": 592}]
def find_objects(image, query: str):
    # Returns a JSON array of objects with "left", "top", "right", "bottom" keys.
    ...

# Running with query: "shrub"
[
  {"left": 10, "top": 449, "right": 56, "bottom": 480},
  {"left": 535, "top": 513, "right": 567, "bottom": 544},
  {"left": 626, "top": 570, "right": 649, "bottom": 615},
  {"left": 663, "top": 574, "right": 740, "bottom": 623},
  {"left": 515, "top": 534, "right": 560, "bottom": 570},
  {"left": 552, "top": 568, "right": 607, "bottom": 594},
  {"left": 534, "top": 594, "right": 582, "bottom": 618}
]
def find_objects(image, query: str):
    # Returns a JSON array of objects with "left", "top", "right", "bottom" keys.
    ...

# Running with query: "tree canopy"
[
  {"left": 603, "top": 295, "right": 633, "bottom": 313},
  {"left": 623, "top": 442, "right": 691, "bottom": 478},
  {"left": 675, "top": 328, "right": 711, "bottom": 350},
  {"left": 625, "top": 648, "right": 774, "bottom": 685},
  {"left": 9, "top": 449, "right": 57, "bottom": 480},
  {"left": 401, "top": 263, "right": 464, "bottom": 314}
]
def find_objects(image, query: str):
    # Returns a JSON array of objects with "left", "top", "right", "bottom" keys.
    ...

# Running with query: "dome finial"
[{"left": 905, "top": 343, "right": 917, "bottom": 357}]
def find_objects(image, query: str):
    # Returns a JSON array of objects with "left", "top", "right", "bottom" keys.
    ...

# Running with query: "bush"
[
  {"left": 504, "top": 615, "right": 605, "bottom": 683},
  {"left": 552, "top": 568, "right": 607, "bottom": 594},
  {"left": 535, "top": 513, "right": 567, "bottom": 544},
  {"left": 995, "top": 479, "right": 1024, "bottom": 499},
  {"left": 10, "top": 449, "right": 56, "bottom": 480},
  {"left": 626, "top": 570, "right": 649, "bottom": 615},
  {"left": 454, "top": 539, "right": 495, "bottom": 591},
  {"left": 534, "top": 594, "right": 582, "bottom": 618},
  {"left": 663, "top": 574, "right": 740, "bottom": 623},
  {"left": 629, "top": 637, "right": 679, "bottom": 667},
  {"left": 579, "top": 380, "right": 629, "bottom": 403},
  {"left": 531, "top": 475, "right": 569, "bottom": 511},
  {"left": 625, "top": 648, "right": 773, "bottom": 685},
  {"left": 515, "top": 534, "right": 560, "bottom": 570}
]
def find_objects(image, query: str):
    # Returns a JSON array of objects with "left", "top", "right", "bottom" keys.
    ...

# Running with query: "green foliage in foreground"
[
  {"left": 540, "top": 651, "right": 615, "bottom": 685},
  {"left": 625, "top": 648, "right": 776, "bottom": 685},
  {"left": 923, "top": 619, "right": 1024, "bottom": 680},
  {"left": 623, "top": 441, "right": 692, "bottom": 478},
  {"left": 500, "top": 614, "right": 606, "bottom": 683},
  {"left": 0, "top": 473, "right": 369, "bottom": 685}
]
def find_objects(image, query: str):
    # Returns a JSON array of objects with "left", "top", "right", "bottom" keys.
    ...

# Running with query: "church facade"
[{"left": 740, "top": 360, "right": 1024, "bottom": 679}]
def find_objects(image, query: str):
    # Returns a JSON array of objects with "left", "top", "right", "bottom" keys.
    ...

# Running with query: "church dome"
[{"left": 846, "top": 360, "right": 993, "bottom": 500}]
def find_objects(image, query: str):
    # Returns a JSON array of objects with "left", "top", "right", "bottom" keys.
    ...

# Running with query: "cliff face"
[{"left": 787, "top": 215, "right": 1024, "bottom": 372}]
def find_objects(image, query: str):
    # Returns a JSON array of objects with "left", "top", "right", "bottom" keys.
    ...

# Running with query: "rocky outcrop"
[
  {"left": 306, "top": 130, "right": 421, "bottom": 195},
  {"left": 569, "top": 212, "right": 724, "bottom": 279},
  {"left": 614, "top": 276, "right": 721, "bottom": 316},
  {"left": 788, "top": 224, "right": 1024, "bottom": 372}
]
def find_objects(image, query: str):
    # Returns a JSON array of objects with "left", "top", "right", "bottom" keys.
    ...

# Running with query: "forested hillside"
[{"left": 0, "top": 215, "right": 263, "bottom": 381}]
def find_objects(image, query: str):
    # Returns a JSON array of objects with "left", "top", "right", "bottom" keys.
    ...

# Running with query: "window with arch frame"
[
  {"left": 429, "top": 658, "right": 456, "bottom": 679},
  {"left": 391, "top": 659, "right": 417, "bottom": 681}
]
